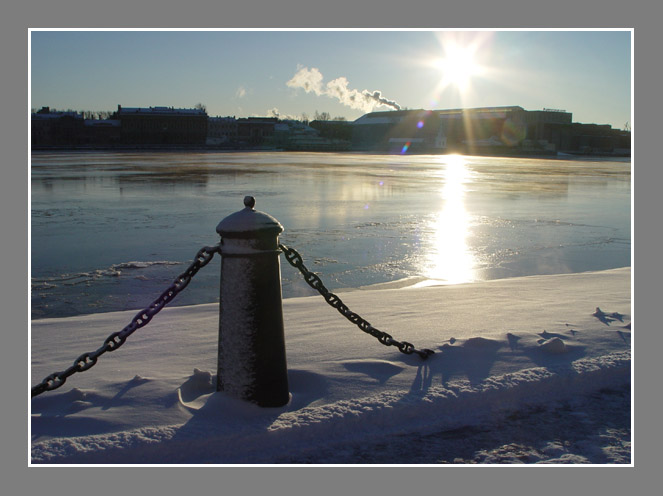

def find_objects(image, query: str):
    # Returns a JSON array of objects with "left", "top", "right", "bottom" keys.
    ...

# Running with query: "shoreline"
[
  {"left": 30, "top": 266, "right": 632, "bottom": 321},
  {"left": 30, "top": 146, "right": 631, "bottom": 160}
]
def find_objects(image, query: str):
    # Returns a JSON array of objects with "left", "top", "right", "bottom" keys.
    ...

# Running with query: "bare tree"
[{"left": 314, "top": 110, "right": 330, "bottom": 121}]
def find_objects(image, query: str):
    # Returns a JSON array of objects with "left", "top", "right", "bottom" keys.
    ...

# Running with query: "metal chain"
[
  {"left": 279, "top": 243, "right": 434, "bottom": 360},
  {"left": 31, "top": 245, "right": 221, "bottom": 398}
]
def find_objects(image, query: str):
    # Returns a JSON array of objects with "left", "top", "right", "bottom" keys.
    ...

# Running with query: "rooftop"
[{"left": 118, "top": 106, "right": 206, "bottom": 116}]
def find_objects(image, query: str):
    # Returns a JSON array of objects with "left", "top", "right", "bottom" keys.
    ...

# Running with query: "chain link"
[
  {"left": 32, "top": 241, "right": 433, "bottom": 397},
  {"left": 31, "top": 245, "right": 220, "bottom": 398},
  {"left": 279, "top": 244, "right": 434, "bottom": 360}
]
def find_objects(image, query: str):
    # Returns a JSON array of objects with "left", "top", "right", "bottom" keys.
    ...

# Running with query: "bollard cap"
[{"left": 216, "top": 196, "right": 284, "bottom": 238}]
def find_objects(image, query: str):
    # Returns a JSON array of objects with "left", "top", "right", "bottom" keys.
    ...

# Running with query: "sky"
[{"left": 30, "top": 29, "right": 632, "bottom": 129}]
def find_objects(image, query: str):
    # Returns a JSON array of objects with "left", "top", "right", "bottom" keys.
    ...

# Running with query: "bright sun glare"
[
  {"left": 424, "top": 155, "right": 477, "bottom": 284},
  {"left": 428, "top": 32, "right": 492, "bottom": 98},
  {"left": 435, "top": 42, "right": 480, "bottom": 92}
]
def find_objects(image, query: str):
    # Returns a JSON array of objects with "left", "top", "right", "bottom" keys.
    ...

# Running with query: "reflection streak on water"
[
  {"left": 30, "top": 152, "right": 630, "bottom": 319},
  {"left": 426, "top": 155, "right": 477, "bottom": 283}
]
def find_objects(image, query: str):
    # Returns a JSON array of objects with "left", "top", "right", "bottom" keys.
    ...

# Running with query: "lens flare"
[{"left": 501, "top": 118, "right": 527, "bottom": 146}]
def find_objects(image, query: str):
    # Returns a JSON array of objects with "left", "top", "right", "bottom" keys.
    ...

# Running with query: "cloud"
[
  {"left": 287, "top": 66, "right": 401, "bottom": 112},
  {"left": 236, "top": 86, "right": 247, "bottom": 98}
]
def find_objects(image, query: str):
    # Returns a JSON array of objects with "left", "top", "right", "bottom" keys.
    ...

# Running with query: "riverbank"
[
  {"left": 30, "top": 267, "right": 631, "bottom": 464},
  {"left": 30, "top": 145, "right": 630, "bottom": 159}
]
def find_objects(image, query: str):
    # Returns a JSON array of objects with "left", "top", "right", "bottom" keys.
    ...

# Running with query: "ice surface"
[{"left": 30, "top": 152, "right": 631, "bottom": 319}]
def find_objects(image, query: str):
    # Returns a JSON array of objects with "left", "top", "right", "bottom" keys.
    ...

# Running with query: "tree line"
[{"left": 32, "top": 108, "right": 117, "bottom": 120}]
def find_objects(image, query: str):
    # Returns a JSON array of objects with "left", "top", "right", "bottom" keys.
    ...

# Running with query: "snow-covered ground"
[{"left": 30, "top": 267, "right": 631, "bottom": 464}]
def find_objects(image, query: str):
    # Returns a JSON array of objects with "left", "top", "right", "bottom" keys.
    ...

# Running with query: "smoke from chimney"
[{"left": 287, "top": 66, "right": 401, "bottom": 112}]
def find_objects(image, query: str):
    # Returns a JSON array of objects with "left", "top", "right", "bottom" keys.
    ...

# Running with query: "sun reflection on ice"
[{"left": 424, "top": 155, "right": 477, "bottom": 284}]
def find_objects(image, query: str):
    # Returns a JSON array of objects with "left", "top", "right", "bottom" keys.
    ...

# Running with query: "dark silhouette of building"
[
  {"left": 236, "top": 117, "right": 277, "bottom": 146},
  {"left": 30, "top": 103, "right": 630, "bottom": 155},
  {"left": 568, "top": 123, "right": 630, "bottom": 155},
  {"left": 31, "top": 107, "right": 86, "bottom": 147},
  {"left": 352, "top": 109, "right": 447, "bottom": 152},
  {"left": 83, "top": 119, "right": 121, "bottom": 145},
  {"left": 207, "top": 117, "right": 238, "bottom": 146},
  {"left": 308, "top": 120, "right": 353, "bottom": 142},
  {"left": 117, "top": 105, "right": 208, "bottom": 145},
  {"left": 273, "top": 120, "right": 351, "bottom": 151},
  {"left": 350, "top": 106, "right": 629, "bottom": 156}
]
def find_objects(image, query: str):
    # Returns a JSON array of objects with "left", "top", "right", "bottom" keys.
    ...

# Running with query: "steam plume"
[{"left": 287, "top": 66, "right": 401, "bottom": 112}]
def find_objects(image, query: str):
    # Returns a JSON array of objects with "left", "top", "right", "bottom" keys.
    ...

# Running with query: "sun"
[
  {"left": 435, "top": 41, "right": 481, "bottom": 92},
  {"left": 426, "top": 32, "right": 493, "bottom": 97}
]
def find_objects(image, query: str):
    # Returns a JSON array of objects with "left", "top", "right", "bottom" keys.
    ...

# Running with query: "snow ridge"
[{"left": 31, "top": 350, "right": 630, "bottom": 464}]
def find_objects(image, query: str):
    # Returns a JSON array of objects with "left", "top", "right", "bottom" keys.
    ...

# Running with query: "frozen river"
[{"left": 30, "top": 151, "right": 631, "bottom": 319}]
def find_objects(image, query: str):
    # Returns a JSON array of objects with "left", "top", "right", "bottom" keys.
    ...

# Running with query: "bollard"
[{"left": 215, "top": 196, "right": 289, "bottom": 407}]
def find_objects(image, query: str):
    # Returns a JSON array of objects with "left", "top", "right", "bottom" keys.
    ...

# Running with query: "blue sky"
[{"left": 30, "top": 29, "right": 632, "bottom": 129}]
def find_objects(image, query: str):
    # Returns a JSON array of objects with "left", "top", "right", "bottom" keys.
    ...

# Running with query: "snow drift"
[{"left": 30, "top": 267, "right": 631, "bottom": 464}]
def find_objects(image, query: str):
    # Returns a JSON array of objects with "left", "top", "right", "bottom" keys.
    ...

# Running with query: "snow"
[
  {"left": 30, "top": 267, "right": 631, "bottom": 464},
  {"left": 216, "top": 201, "right": 284, "bottom": 236}
]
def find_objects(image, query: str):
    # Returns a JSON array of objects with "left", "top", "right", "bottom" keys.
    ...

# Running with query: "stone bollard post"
[{"left": 215, "top": 196, "right": 289, "bottom": 407}]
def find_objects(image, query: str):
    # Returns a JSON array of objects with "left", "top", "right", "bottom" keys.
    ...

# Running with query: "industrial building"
[
  {"left": 353, "top": 109, "right": 447, "bottom": 153},
  {"left": 352, "top": 106, "right": 577, "bottom": 154}
]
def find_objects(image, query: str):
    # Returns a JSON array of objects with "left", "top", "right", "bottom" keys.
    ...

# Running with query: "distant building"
[
  {"left": 522, "top": 109, "right": 573, "bottom": 151},
  {"left": 308, "top": 120, "right": 353, "bottom": 142},
  {"left": 351, "top": 106, "right": 583, "bottom": 154},
  {"left": 353, "top": 109, "right": 447, "bottom": 152},
  {"left": 31, "top": 107, "right": 85, "bottom": 147},
  {"left": 236, "top": 117, "right": 277, "bottom": 146},
  {"left": 274, "top": 120, "right": 351, "bottom": 151},
  {"left": 117, "top": 105, "right": 208, "bottom": 145},
  {"left": 207, "top": 117, "right": 238, "bottom": 146},
  {"left": 439, "top": 106, "right": 528, "bottom": 150},
  {"left": 83, "top": 119, "right": 121, "bottom": 145},
  {"left": 567, "top": 123, "right": 630, "bottom": 155},
  {"left": 30, "top": 103, "right": 629, "bottom": 156}
]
